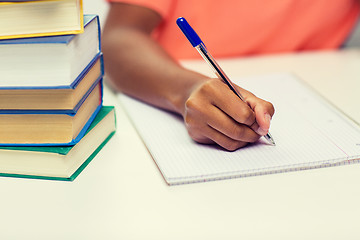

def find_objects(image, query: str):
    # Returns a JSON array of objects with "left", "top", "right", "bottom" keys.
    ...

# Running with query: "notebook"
[{"left": 118, "top": 73, "right": 360, "bottom": 185}]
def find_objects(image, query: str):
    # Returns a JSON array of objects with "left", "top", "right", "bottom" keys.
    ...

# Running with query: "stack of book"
[{"left": 0, "top": 0, "right": 116, "bottom": 181}]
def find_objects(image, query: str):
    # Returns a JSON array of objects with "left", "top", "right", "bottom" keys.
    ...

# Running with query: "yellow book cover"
[{"left": 0, "top": 0, "right": 84, "bottom": 40}]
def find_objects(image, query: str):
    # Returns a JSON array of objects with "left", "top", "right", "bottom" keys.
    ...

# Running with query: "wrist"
[{"left": 169, "top": 70, "right": 208, "bottom": 117}]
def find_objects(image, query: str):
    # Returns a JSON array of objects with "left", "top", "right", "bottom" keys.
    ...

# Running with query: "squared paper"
[{"left": 118, "top": 74, "right": 360, "bottom": 185}]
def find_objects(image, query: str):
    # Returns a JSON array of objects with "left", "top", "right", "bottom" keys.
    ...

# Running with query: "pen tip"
[{"left": 265, "top": 133, "right": 276, "bottom": 146}]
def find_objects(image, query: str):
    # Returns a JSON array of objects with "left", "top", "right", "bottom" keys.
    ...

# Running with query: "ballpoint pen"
[{"left": 176, "top": 17, "right": 276, "bottom": 146}]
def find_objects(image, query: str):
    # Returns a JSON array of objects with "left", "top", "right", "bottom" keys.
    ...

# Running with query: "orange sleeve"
[{"left": 106, "top": 0, "right": 174, "bottom": 19}]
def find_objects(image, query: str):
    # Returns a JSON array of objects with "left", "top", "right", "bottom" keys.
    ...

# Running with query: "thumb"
[
  {"left": 255, "top": 112, "right": 272, "bottom": 136},
  {"left": 234, "top": 86, "right": 275, "bottom": 136},
  {"left": 248, "top": 99, "right": 274, "bottom": 136}
]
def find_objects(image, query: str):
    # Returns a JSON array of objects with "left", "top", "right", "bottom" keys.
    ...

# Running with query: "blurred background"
[{"left": 83, "top": 0, "right": 109, "bottom": 29}]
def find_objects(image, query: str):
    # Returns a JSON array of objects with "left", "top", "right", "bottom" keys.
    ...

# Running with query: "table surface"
[{"left": 1, "top": 49, "right": 360, "bottom": 240}]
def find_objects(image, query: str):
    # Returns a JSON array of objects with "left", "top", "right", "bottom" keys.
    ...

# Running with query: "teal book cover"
[{"left": 0, "top": 106, "right": 116, "bottom": 181}]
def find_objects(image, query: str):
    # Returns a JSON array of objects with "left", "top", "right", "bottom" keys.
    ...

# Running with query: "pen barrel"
[
  {"left": 177, "top": 17, "right": 276, "bottom": 146},
  {"left": 196, "top": 44, "right": 246, "bottom": 102}
]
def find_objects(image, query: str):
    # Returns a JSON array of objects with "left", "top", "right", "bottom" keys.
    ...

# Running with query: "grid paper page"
[{"left": 118, "top": 73, "right": 360, "bottom": 185}]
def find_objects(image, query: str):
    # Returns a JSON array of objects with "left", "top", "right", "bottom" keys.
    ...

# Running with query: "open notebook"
[{"left": 118, "top": 74, "right": 360, "bottom": 185}]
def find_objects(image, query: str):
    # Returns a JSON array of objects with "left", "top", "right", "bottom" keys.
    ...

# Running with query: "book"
[
  {"left": 0, "top": 106, "right": 116, "bottom": 181},
  {"left": 0, "top": 81, "right": 103, "bottom": 146},
  {"left": 0, "top": 0, "right": 83, "bottom": 40},
  {"left": 118, "top": 73, "right": 360, "bottom": 185},
  {"left": 0, "top": 14, "right": 100, "bottom": 88},
  {"left": 0, "top": 54, "right": 103, "bottom": 113}
]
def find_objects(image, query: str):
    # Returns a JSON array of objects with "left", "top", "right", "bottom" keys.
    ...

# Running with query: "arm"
[
  {"left": 102, "top": 3, "right": 275, "bottom": 151},
  {"left": 102, "top": 3, "right": 198, "bottom": 113}
]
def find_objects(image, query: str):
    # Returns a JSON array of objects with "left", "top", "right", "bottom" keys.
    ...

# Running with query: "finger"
[
  {"left": 250, "top": 121, "right": 262, "bottom": 135},
  {"left": 252, "top": 101, "right": 274, "bottom": 135},
  {"left": 235, "top": 86, "right": 275, "bottom": 135},
  {"left": 206, "top": 80, "right": 256, "bottom": 126},
  {"left": 185, "top": 98, "right": 260, "bottom": 143},
  {"left": 195, "top": 124, "right": 249, "bottom": 151},
  {"left": 206, "top": 104, "right": 260, "bottom": 143}
]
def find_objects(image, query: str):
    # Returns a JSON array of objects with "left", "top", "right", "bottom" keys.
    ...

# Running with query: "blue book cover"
[
  {"left": 0, "top": 54, "right": 103, "bottom": 114},
  {"left": 0, "top": 14, "right": 101, "bottom": 89},
  {"left": 0, "top": 14, "right": 103, "bottom": 146},
  {"left": 0, "top": 81, "right": 103, "bottom": 147}
]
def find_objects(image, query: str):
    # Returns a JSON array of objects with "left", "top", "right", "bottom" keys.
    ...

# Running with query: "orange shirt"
[{"left": 108, "top": 0, "right": 360, "bottom": 59}]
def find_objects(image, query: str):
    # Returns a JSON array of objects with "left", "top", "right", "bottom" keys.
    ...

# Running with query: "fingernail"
[
  {"left": 265, "top": 113, "right": 271, "bottom": 126},
  {"left": 257, "top": 114, "right": 271, "bottom": 136},
  {"left": 257, "top": 127, "right": 268, "bottom": 136}
]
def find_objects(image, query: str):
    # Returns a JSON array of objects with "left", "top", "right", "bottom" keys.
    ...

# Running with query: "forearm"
[
  {"left": 101, "top": 3, "right": 275, "bottom": 151},
  {"left": 102, "top": 27, "right": 207, "bottom": 116}
]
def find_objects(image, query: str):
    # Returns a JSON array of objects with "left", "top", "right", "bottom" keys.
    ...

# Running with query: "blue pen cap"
[{"left": 176, "top": 17, "right": 202, "bottom": 47}]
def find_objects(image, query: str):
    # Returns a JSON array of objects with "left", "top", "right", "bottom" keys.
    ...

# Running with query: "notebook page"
[{"left": 118, "top": 74, "right": 360, "bottom": 185}]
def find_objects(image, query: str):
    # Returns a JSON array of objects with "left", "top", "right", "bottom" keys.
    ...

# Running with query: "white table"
[{"left": 1, "top": 49, "right": 360, "bottom": 240}]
